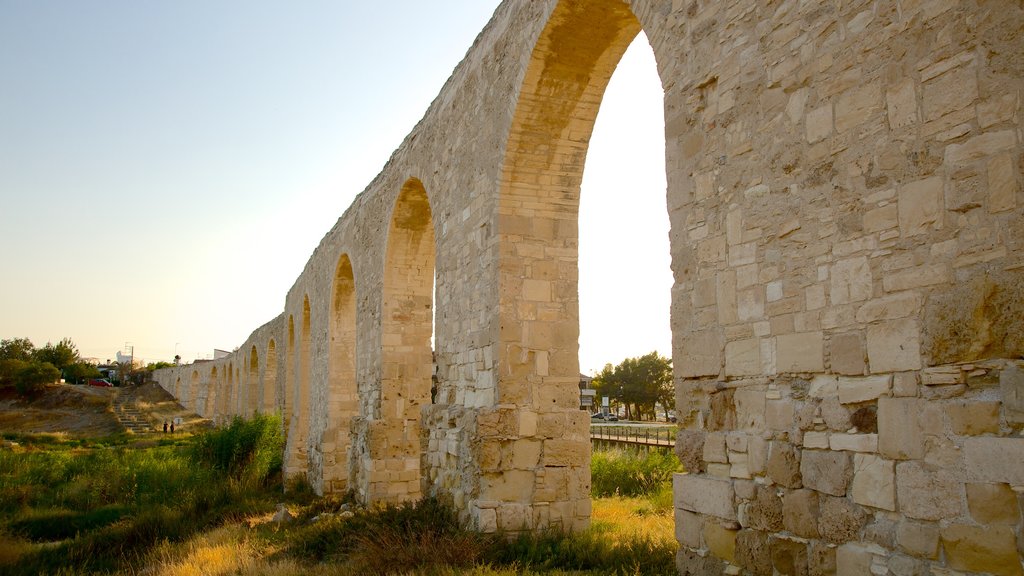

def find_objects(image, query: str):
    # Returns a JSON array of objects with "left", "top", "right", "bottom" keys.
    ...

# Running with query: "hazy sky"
[{"left": 0, "top": 1, "right": 670, "bottom": 375}]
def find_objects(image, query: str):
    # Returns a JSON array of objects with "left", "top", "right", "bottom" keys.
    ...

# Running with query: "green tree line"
[
  {"left": 0, "top": 337, "right": 101, "bottom": 395},
  {"left": 591, "top": 351, "right": 673, "bottom": 421}
]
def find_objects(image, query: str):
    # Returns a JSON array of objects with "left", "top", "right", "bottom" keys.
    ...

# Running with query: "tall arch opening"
[
  {"left": 207, "top": 366, "right": 219, "bottom": 419},
  {"left": 288, "top": 296, "right": 312, "bottom": 477},
  {"left": 190, "top": 370, "right": 200, "bottom": 414},
  {"left": 265, "top": 339, "right": 277, "bottom": 413},
  {"left": 493, "top": 0, "right": 670, "bottom": 533},
  {"left": 285, "top": 316, "right": 295, "bottom": 429},
  {"left": 249, "top": 346, "right": 260, "bottom": 416},
  {"left": 374, "top": 177, "right": 435, "bottom": 502},
  {"left": 227, "top": 363, "right": 235, "bottom": 417},
  {"left": 326, "top": 254, "right": 358, "bottom": 493}
]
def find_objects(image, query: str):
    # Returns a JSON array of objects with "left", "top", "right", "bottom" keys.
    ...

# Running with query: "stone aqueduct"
[{"left": 155, "top": 0, "right": 1024, "bottom": 572}]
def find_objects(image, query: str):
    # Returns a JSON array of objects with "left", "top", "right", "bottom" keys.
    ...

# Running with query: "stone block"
[
  {"left": 923, "top": 66, "right": 978, "bottom": 121},
  {"left": 836, "top": 542, "right": 883, "bottom": 576},
  {"left": 852, "top": 453, "right": 895, "bottom": 511},
  {"left": 966, "top": 483, "right": 1021, "bottom": 525},
  {"left": 734, "top": 388, "right": 766, "bottom": 429},
  {"left": 878, "top": 396, "right": 924, "bottom": 460},
  {"left": 940, "top": 524, "right": 1023, "bottom": 576},
  {"left": 675, "top": 430, "right": 706, "bottom": 474},
  {"left": 765, "top": 399, "right": 794, "bottom": 432},
  {"left": 676, "top": 508, "right": 703, "bottom": 548},
  {"left": 820, "top": 396, "right": 852, "bottom": 431},
  {"left": 675, "top": 473, "right": 736, "bottom": 521},
  {"left": 892, "top": 372, "right": 919, "bottom": 397},
  {"left": 776, "top": 331, "right": 824, "bottom": 373},
  {"left": 830, "top": 332, "right": 866, "bottom": 375},
  {"left": 818, "top": 496, "right": 868, "bottom": 544},
  {"left": 836, "top": 81, "right": 881, "bottom": 133},
  {"left": 896, "top": 461, "right": 962, "bottom": 521},
  {"left": 944, "top": 129, "right": 1016, "bottom": 165},
  {"left": 783, "top": 489, "right": 820, "bottom": 539},
  {"left": 898, "top": 176, "right": 944, "bottom": 236},
  {"left": 767, "top": 442, "right": 802, "bottom": 488},
  {"left": 681, "top": 330, "right": 723, "bottom": 377},
  {"left": 803, "top": 431, "right": 829, "bottom": 448},
  {"left": 748, "top": 435, "right": 768, "bottom": 476},
  {"left": 866, "top": 319, "right": 922, "bottom": 372},
  {"left": 838, "top": 375, "right": 891, "bottom": 404},
  {"left": 886, "top": 77, "right": 918, "bottom": 129},
  {"left": 703, "top": 519, "right": 738, "bottom": 563},
  {"left": 806, "top": 103, "right": 833, "bottom": 143},
  {"left": 741, "top": 486, "right": 783, "bottom": 531},
  {"left": 800, "top": 450, "right": 851, "bottom": 496},
  {"left": 809, "top": 375, "right": 839, "bottom": 398},
  {"left": 897, "top": 519, "right": 939, "bottom": 559},
  {"left": 831, "top": 256, "right": 873, "bottom": 305},
  {"left": 946, "top": 401, "right": 1000, "bottom": 435},
  {"left": 831, "top": 433, "right": 878, "bottom": 453},
  {"left": 726, "top": 338, "right": 761, "bottom": 377},
  {"left": 808, "top": 541, "right": 837, "bottom": 576},
  {"left": 770, "top": 536, "right": 808, "bottom": 576},
  {"left": 704, "top": 432, "right": 728, "bottom": 463},
  {"left": 863, "top": 203, "right": 899, "bottom": 233},
  {"left": 736, "top": 529, "right": 772, "bottom": 576},
  {"left": 989, "top": 152, "right": 1017, "bottom": 213},
  {"left": 542, "top": 439, "right": 587, "bottom": 467},
  {"left": 963, "top": 437, "right": 1024, "bottom": 484},
  {"left": 855, "top": 292, "right": 922, "bottom": 323},
  {"left": 1002, "top": 364, "right": 1024, "bottom": 425}
]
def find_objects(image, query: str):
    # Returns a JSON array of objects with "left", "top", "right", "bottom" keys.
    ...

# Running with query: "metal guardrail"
[{"left": 589, "top": 425, "right": 676, "bottom": 448}]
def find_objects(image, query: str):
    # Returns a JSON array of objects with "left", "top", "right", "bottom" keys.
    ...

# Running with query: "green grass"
[
  {"left": 0, "top": 420, "right": 680, "bottom": 575},
  {"left": 590, "top": 447, "right": 680, "bottom": 498}
]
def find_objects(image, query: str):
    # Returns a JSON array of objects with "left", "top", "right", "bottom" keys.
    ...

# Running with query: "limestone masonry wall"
[{"left": 155, "top": 1, "right": 1024, "bottom": 574}]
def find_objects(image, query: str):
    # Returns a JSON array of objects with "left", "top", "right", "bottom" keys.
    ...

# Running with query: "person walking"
[{"left": 163, "top": 420, "right": 168, "bottom": 433}]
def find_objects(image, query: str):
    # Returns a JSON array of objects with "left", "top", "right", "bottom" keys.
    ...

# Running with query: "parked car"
[
  {"left": 591, "top": 413, "right": 606, "bottom": 420},
  {"left": 605, "top": 413, "right": 619, "bottom": 422},
  {"left": 87, "top": 378, "right": 113, "bottom": 387}
]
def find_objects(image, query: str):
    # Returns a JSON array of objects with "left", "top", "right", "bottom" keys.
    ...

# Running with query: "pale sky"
[{"left": 0, "top": 1, "right": 670, "bottom": 375}]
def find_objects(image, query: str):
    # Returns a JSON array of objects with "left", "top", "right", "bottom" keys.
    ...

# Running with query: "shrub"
[
  {"left": 590, "top": 448, "right": 679, "bottom": 498},
  {"left": 191, "top": 412, "right": 284, "bottom": 487}
]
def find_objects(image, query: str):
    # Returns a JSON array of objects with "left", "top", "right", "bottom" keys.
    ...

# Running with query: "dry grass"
[{"left": 590, "top": 495, "right": 675, "bottom": 545}]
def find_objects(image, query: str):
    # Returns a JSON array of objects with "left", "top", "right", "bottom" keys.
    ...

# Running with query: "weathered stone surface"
[
  {"left": 770, "top": 536, "right": 808, "bottom": 576},
  {"left": 838, "top": 375, "right": 891, "bottom": 404},
  {"left": 776, "top": 332, "right": 824, "bottom": 373},
  {"left": 783, "top": 489, "right": 820, "bottom": 539},
  {"left": 808, "top": 541, "right": 837, "bottom": 576},
  {"left": 735, "top": 388, "right": 767, "bottom": 429},
  {"left": 767, "top": 442, "right": 802, "bottom": 489},
  {"left": 736, "top": 529, "right": 772, "bottom": 576},
  {"left": 675, "top": 473, "right": 736, "bottom": 521},
  {"left": 818, "top": 496, "right": 868, "bottom": 544},
  {"left": 676, "top": 547, "right": 726, "bottom": 576},
  {"left": 741, "top": 486, "right": 783, "bottom": 532},
  {"left": 703, "top": 519, "right": 738, "bottom": 564},
  {"left": 878, "top": 397, "right": 924, "bottom": 460},
  {"left": 829, "top": 332, "right": 866, "bottom": 375},
  {"left": 963, "top": 436, "right": 1024, "bottom": 484},
  {"left": 800, "top": 450, "right": 851, "bottom": 497},
  {"left": 765, "top": 399, "right": 794, "bottom": 432},
  {"left": 851, "top": 453, "right": 895, "bottom": 511},
  {"left": 946, "top": 401, "right": 1000, "bottom": 435},
  {"left": 1002, "top": 364, "right": 1024, "bottom": 424},
  {"left": 966, "top": 482, "right": 1021, "bottom": 525},
  {"left": 675, "top": 508, "right": 702, "bottom": 549},
  {"left": 835, "top": 542, "right": 883, "bottom": 576},
  {"left": 703, "top": 432, "right": 728, "bottom": 463},
  {"left": 675, "top": 430, "right": 706, "bottom": 474},
  {"left": 940, "top": 524, "right": 1024, "bottom": 576},
  {"left": 707, "top": 389, "right": 737, "bottom": 432},
  {"left": 866, "top": 319, "right": 922, "bottom": 372},
  {"left": 896, "top": 461, "right": 962, "bottom": 521},
  {"left": 897, "top": 519, "right": 939, "bottom": 559}
]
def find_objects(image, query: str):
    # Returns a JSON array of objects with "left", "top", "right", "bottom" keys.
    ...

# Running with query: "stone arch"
[
  {"left": 206, "top": 366, "right": 218, "bottom": 418},
  {"left": 174, "top": 377, "right": 183, "bottom": 404},
  {"left": 364, "top": 177, "right": 436, "bottom": 503},
  {"left": 264, "top": 339, "right": 277, "bottom": 413},
  {"left": 286, "top": 298, "right": 313, "bottom": 478},
  {"left": 490, "top": 0, "right": 665, "bottom": 532},
  {"left": 190, "top": 370, "right": 200, "bottom": 413},
  {"left": 249, "top": 346, "right": 259, "bottom": 416},
  {"left": 324, "top": 254, "right": 358, "bottom": 493}
]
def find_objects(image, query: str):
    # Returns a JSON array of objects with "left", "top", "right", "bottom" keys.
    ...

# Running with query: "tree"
[
  {"left": 0, "top": 338, "right": 35, "bottom": 362},
  {"left": 34, "top": 338, "right": 80, "bottom": 373},
  {"left": 65, "top": 361, "right": 102, "bottom": 384},
  {"left": 15, "top": 361, "right": 60, "bottom": 395},
  {"left": 592, "top": 351, "right": 672, "bottom": 421},
  {"left": 146, "top": 361, "right": 175, "bottom": 372},
  {"left": 0, "top": 359, "right": 29, "bottom": 388}
]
